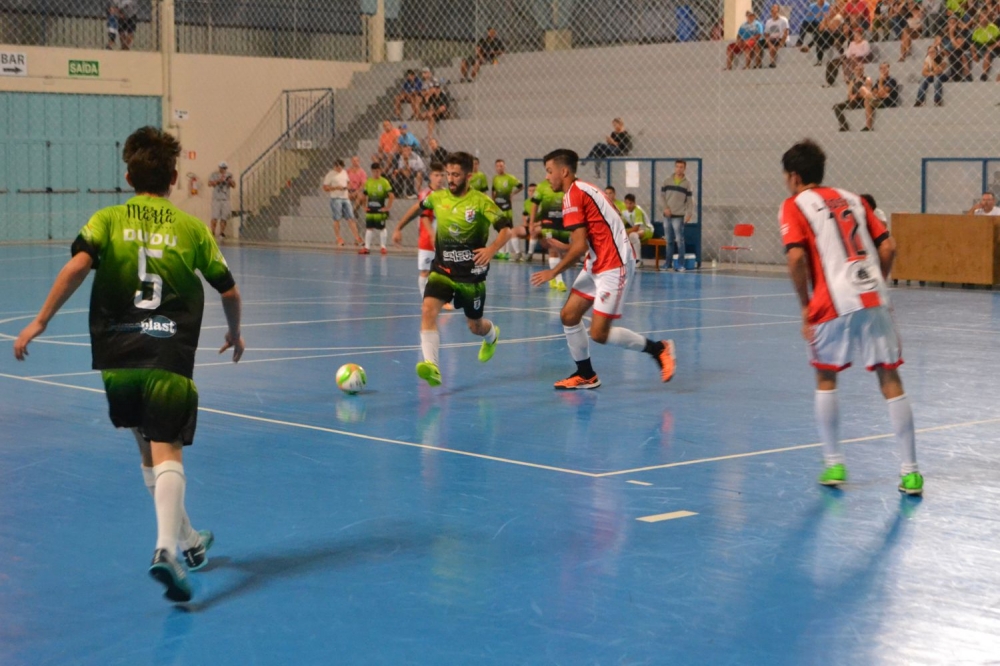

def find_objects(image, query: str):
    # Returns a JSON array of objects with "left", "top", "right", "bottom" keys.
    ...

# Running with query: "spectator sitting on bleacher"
[
  {"left": 374, "top": 120, "right": 400, "bottom": 171},
  {"left": 968, "top": 191, "right": 1000, "bottom": 215},
  {"left": 393, "top": 70, "right": 423, "bottom": 120},
  {"left": 971, "top": 12, "right": 1000, "bottom": 81},
  {"left": 765, "top": 5, "right": 790, "bottom": 67},
  {"left": 397, "top": 124, "right": 422, "bottom": 154},
  {"left": 418, "top": 82, "right": 451, "bottom": 138},
  {"left": 833, "top": 61, "right": 869, "bottom": 130},
  {"left": 814, "top": 10, "right": 847, "bottom": 64},
  {"left": 914, "top": 39, "right": 947, "bottom": 106},
  {"left": 461, "top": 28, "right": 506, "bottom": 82},
  {"left": 844, "top": 0, "right": 872, "bottom": 29},
  {"left": 426, "top": 137, "right": 448, "bottom": 166},
  {"left": 798, "top": 0, "right": 828, "bottom": 52},
  {"left": 621, "top": 194, "right": 653, "bottom": 267},
  {"left": 419, "top": 67, "right": 434, "bottom": 98},
  {"left": 827, "top": 25, "right": 873, "bottom": 86},
  {"left": 862, "top": 62, "right": 900, "bottom": 131},
  {"left": 726, "top": 10, "right": 765, "bottom": 69},
  {"left": 944, "top": 16, "right": 972, "bottom": 82},
  {"left": 107, "top": 0, "right": 137, "bottom": 51},
  {"left": 583, "top": 119, "right": 632, "bottom": 177},
  {"left": 392, "top": 145, "right": 425, "bottom": 199},
  {"left": 899, "top": 5, "right": 923, "bottom": 61}
]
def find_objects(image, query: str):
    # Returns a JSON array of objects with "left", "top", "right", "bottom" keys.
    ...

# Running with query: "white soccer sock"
[
  {"left": 563, "top": 322, "right": 591, "bottom": 362},
  {"left": 606, "top": 326, "right": 646, "bottom": 351},
  {"left": 152, "top": 461, "right": 187, "bottom": 554},
  {"left": 887, "top": 394, "right": 918, "bottom": 474},
  {"left": 528, "top": 238, "right": 537, "bottom": 255},
  {"left": 420, "top": 330, "right": 440, "bottom": 366},
  {"left": 548, "top": 256, "right": 564, "bottom": 283},
  {"left": 364, "top": 229, "right": 374, "bottom": 249},
  {"left": 143, "top": 466, "right": 198, "bottom": 549},
  {"left": 482, "top": 320, "right": 497, "bottom": 343},
  {"left": 816, "top": 390, "right": 843, "bottom": 466},
  {"left": 508, "top": 238, "right": 520, "bottom": 255},
  {"left": 629, "top": 235, "right": 641, "bottom": 262},
  {"left": 379, "top": 229, "right": 387, "bottom": 249},
  {"left": 418, "top": 275, "right": 428, "bottom": 297}
]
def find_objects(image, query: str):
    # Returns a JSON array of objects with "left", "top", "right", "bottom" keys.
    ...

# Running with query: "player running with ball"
[
  {"left": 780, "top": 139, "right": 922, "bottom": 494},
  {"left": 415, "top": 152, "right": 511, "bottom": 387},
  {"left": 531, "top": 149, "right": 676, "bottom": 389}
]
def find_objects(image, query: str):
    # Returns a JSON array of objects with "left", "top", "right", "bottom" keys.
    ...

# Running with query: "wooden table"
[
  {"left": 892, "top": 214, "right": 1000, "bottom": 286},
  {"left": 644, "top": 238, "right": 668, "bottom": 271}
]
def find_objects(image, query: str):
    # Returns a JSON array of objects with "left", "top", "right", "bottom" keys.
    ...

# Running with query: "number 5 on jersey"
[{"left": 135, "top": 247, "right": 163, "bottom": 310}]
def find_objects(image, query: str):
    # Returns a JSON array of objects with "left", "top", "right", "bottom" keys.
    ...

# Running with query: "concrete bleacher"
[{"left": 280, "top": 37, "right": 998, "bottom": 263}]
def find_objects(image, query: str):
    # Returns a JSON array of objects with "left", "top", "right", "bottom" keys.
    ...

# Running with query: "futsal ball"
[{"left": 336, "top": 363, "right": 367, "bottom": 394}]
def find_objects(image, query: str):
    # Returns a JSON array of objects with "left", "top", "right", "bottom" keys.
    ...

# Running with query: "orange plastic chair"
[{"left": 720, "top": 223, "right": 755, "bottom": 265}]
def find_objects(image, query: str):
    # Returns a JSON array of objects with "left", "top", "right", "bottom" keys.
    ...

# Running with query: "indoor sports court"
[{"left": 3, "top": 245, "right": 999, "bottom": 664}]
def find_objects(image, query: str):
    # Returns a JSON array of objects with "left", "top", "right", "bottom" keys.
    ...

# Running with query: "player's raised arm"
[{"left": 13, "top": 251, "right": 93, "bottom": 360}]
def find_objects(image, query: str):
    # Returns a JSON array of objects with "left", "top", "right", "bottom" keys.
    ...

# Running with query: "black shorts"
[
  {"left": 365, "top": 213, "right": 387, "bottom": 229},
  {"left": 425, "top": 271, "right": 486, "bottom": 320},
  {"left": 120, "top": 15, "right": 137, "bottom": 34},
  {"left": 101, "top": 368, "right": 199, "bottom": 445}
]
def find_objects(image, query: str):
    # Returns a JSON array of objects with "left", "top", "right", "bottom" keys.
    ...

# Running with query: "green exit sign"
[{"left": 68, "top": 60, "right": 99, "bottom": 77}]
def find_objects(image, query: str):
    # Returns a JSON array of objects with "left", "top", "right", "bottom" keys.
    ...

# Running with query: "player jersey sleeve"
[
  {"left": 194, "top": 224, "right": 236, "bottom": 293},
  {"left": 481, "top": 196, "right": 510, "bottom": 230},
  {"left": 562, "top": 188, "right": 586, "bottom": 231},
  {"left": 421, "top": 190, "right": 437, "bottom": 211},
  {"left": 71, "top": 209, "right": 112, "bottom": 268},
  {"left": 861, "top": 198, "right": 889, "bottom": 248},
  {"left": 780, "top": 198, "right": 809, "bottom": 252}
]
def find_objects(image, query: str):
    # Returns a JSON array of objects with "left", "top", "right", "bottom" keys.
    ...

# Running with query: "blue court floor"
[{"left": 2, "top": 244, "right": 1000, "bottom": 665}]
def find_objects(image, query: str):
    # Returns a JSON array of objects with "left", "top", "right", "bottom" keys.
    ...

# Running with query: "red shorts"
[{"left": 728, "top": 36, "right": 759, "bottom": 55}]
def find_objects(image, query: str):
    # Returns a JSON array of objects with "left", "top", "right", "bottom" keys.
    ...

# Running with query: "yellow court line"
[
  {"left": 637, "top": 510, "right": 698, "bottom": 523},
  {"left": 596, "top": 416, "right": 1000, "bottom": 478},
  {"left": 0, "top": 372, "right": 599, "bottom": 478}
]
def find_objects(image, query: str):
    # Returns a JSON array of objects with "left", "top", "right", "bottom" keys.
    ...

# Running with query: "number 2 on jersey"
[
  {"left": 830, "top": 206, "right": 866, "bottom": 261},
  {"left": 134, "top": 247, "right": 163, "bottom": 310}
]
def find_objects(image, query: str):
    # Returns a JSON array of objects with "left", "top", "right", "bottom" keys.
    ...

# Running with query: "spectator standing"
[
  {"left": 346, "top": 155, "right": 367, "bottom": 215},
  {"left": 584, "top": 118, "right": 633, "bottom": 177},
  {"left": 393, "top": 70, "right": 423, "bottom": 120},
  {"left": 814, "top": 11, "right": 847, "bottom": 65},
  {"left": 375, "top": 120, "right": 400, "bottom": 171},
  {"left": 862, "top": 62, "right": 900, "bottom": 131},
  {"left": 427, "top": 137, "right": 448, "bottom": 166},
  {"left": 322, "top": 159, "right": 364, "bottom": 247},
  {"left": 833, "top": 62, "right": 868, "bottom": 131},
  {"left": 392, "top": 145, "right": 426, "bottom": 199},
  {"left": 107, "top": 0, "right": 137, "bottom": 51},
  {"left": 726, "top": 10, "right": 765, "bottom": 70},
  {"left": 469, "top": 158, "right": 489, "bottom": 193},
  {"left": 491, "top": 159, "right": 524, "bottom": 260},
  {"left": 914, "top": 41, "right": 947, "bottom": 107},
  {"left": 360, "top": 163, "right": 395, "bottom": 255},
  {"left": 461, "top": 28, "right": 506, "bottom": 82},
  {"left": 798, "top": 0, "right": 828, "bottom": 51},
  {"left": 968, "top": 192, "right": 1000, "bottom": 215},
  {"left": 971, "top": 13, "right": 1000, "bottom": 81},
  {"left": 418, "top": 82, "right": 451, "bottom": 138},
  {"left": 208, "top": 161, "right": 235, "bottom": 239},
  {"left": 765, "top": 6, "right": 790, "bottom": 67},
  {"left": 660, "top": 160, "right": 695, "bottom": 271},
  {"left": 397, "top": 124, "right": 422, "bottom": 154}
]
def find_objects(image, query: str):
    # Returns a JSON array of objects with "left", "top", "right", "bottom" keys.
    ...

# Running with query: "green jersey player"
[
  {"left": 359, "top": 163, "right": 395, "bottom": 255},
  {"left": 13, "top": 127, "right": 245, "bottom": 604},
  {"left": 469, "top": 157, "right": 489, "bottom": 193},
  {"left": 415, "top": 151, "right": 511, "bottom": 388},
  {"left": 491, "top": 158, "right": 523, "bottom": 260},
  {"left": 532, "top": 178, "right": 570, "bottom": 291}
]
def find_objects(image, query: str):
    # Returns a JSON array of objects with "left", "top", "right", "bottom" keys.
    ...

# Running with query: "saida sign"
[{"left": 69, "top": 60, "right": 100, "bottom": 78}]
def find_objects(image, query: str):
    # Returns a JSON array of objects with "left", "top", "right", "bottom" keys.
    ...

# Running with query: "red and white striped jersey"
[
  {"left": 780, "top": 187, "right": 891, "bottom": 325},
  {"left": 417, "top": 187, "right": 436, "bottom": 251},
  {"left": 562, "top": 179, "right": 633, "bottom": 273}
]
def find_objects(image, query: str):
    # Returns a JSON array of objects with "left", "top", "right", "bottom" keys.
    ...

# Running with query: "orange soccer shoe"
[
  {"left": 656, "top": 340, "right": 676, "bottom": 382},
  {"left": 554, "top": 373, "right": 602, "bottom": 390}
]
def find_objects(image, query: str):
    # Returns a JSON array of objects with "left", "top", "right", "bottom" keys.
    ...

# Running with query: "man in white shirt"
[
  {"left": 208, "top": 161, "right": 235, "bottom": 239},
  {"left": 968, "top": 191, "right": 1000, "bottom": 216},
  {"left": 765, "top": 5, "right": 790, "bottom": 68},
  {"left": 393, "top": 145, "right": 425, "bottom": 198},
  {"left": 322, "top": 159, "right": 363, "bottom": 246}
]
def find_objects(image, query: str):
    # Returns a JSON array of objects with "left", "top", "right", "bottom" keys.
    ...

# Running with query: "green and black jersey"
[
  {"left": 491, "top": 174, "right": 522, "bottom": 215},
  {"left": 469, "top": 171, "right": 489, "bottom": 193},
  {"left": 531, "top": 180, "right": 564, "bottom": 230},
  {"left": 364, "top": 176, "right": 394, "bottom": 221},
  {"left": 71, "top": 195, "right": 235, "bottom": 379},
  {"left": 421, "top": 188, "right": 507, "bottom": 283}
]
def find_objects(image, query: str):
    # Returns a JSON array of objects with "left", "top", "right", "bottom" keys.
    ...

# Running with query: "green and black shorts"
[
  {"left": 425, "top": 271, "right": 487, "bottom": 320},
  {"left": 101, "top": 368, "right": 199, "bottom": 445}
]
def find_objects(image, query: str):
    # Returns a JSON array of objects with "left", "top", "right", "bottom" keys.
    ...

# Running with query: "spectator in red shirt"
[{"left": 844, "top": 0, "right": 871, "bottom": 29}]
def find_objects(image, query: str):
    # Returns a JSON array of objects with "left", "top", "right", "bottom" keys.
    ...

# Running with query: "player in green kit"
[
  {"left": 469, "top": 157, "right": 489, "bottom": 193},
  {"left": 491, "top": 159, "right": 523, "bottom": 261},
  {"left": 359, "top": 162, "right": 395, "bottom": 255},
  {"left": 516, "top": 182, "right": 537, "bottom": 262},
  {"left": 416, "top": 151, "right": 512, "bottom": 387},
  {"left": 533, "top": 178, "right": 570, "bottom": 291},
  {"left": 13, "top": 127, "right": 245, "bottom": 603}
]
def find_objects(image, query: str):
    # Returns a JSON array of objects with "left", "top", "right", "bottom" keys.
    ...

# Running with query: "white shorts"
[
  {"left": 571, "top": 263, "right": 634, "bottom": 319},
  {"left": 809, "top": 306, "right": 903, "bottom": 372},
  {"left": 417, "top": 249, "right": 435, "bottom": 272},
  {"left": 211, "top": 199, "right": 231, "bottom": 221},
  {"left": 329, "top": 198, "right": 354, "bottom": 220}
]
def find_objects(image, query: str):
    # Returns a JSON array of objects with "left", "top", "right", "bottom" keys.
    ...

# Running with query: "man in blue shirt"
[
  {"left": 726, "top": 11, "right": 765, "bottom": 70},
  {"left": 394, "top": 70, "right": 423, "bottom": 120},
  {"left": 797, "top": 0, "right": 828, "bottom": 51},
  {"left": 397, "top": 124, "right": 422, "bottom": 155}
]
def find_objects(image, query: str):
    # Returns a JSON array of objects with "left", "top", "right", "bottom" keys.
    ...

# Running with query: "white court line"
[{"left": 636, "top": 510, "right": 698, "bottom": 523}]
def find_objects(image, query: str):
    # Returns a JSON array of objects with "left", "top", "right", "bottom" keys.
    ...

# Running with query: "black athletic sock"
[
  {"left": 643, "top": 339, "right": 664, "bottom": 357},
  {"left": 575, "top": 358, "right": 596, "bottom": 378}
]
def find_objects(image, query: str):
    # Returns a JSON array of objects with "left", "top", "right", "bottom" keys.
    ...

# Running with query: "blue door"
[{"left": 0, "top": 93, "right": 161, "bottom": 242}]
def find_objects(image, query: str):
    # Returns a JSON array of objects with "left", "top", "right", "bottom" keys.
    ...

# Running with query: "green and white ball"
[{"left": 336, "top": 363, "right": 367, "bottom": 394}]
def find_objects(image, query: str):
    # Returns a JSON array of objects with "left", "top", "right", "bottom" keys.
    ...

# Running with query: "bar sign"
[{"left": 69, "top": 60, "right": 100, "bottom": 77}]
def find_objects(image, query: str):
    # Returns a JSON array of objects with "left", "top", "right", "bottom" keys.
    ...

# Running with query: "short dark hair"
[
  {"left": 624, "top": 193, "right": 636, "bottom": 202},
  {"left": 429, "top": 161, "right": 445, "bottom": 172},
  {"left": 123, "top": 126, "right": 181, "bottom": 196},
  {"left": 860, "top": 193, "right": 877, "bottom": 209},
  {"left": 371, "top": 162, "right": 382, "bottom": 170},
  {"left": 781, "top": 139, "right": 825, "bottom": 186},
  {"left": 985, "top": 191, "right": 997, "bottom": 198},
  {"left": 675, "top": 159, "right": 687, "bottom": 166},
  {"left": 334, "top": 159, "right": 345, "bottom": 168},
  {"left": 495, "top": 158, "right": 504, "bottom": 164},
  {"left": 543, "top": 149, "right": 579, "bottom": 174},
  {"left": 528, "top": 182, "right": 536, "bottom": 187},
  {"left": 605, "top": 186, "right": 616, "bottom": 194},
  {"left": 446, "top": 151, "right": 475, "bottom": 174}
]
